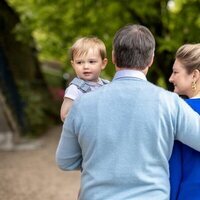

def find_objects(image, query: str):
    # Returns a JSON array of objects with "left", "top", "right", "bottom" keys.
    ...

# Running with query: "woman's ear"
[{"left": 193, "top": 69, "right": 200, "bottom": 82}]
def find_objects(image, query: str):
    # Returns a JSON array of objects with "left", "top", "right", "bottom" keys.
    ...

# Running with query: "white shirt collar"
[{"left": 113, "top": 69, "right": 147, "bottom": 81}]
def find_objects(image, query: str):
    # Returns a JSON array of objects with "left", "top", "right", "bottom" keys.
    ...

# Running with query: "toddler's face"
[{"left": 71, "top": 48, "right": 107, "bottom": 82}]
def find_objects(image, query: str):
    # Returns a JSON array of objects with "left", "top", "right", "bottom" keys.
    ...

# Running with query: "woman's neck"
[{"left": 190, "top": 91, "right": 200, "bottom": 99}]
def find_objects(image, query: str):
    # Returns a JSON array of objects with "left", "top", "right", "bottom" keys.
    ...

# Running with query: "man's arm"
[
  {"left": 56, "top": 105, "right": 82, "bottom": 170},
  {"left": 175, "top": 97, "right": 200, "bottom": 150}
]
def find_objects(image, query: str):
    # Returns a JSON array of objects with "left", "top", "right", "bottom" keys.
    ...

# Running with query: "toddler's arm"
[{"left": 60, "top": 97, "right": 74, "bottom": 122}]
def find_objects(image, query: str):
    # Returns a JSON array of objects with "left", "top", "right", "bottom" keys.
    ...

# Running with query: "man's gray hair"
[{"left": 113, "top": 24, "right": 155, "bottom": 69}]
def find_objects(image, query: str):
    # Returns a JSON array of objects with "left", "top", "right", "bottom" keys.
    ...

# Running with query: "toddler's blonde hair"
[{"left": 69, "top": 37, "right": 107, "bottom": 61}]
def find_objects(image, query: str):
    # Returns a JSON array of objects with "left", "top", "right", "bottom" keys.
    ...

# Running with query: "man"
[{"left": 56, "top": 24, "right": 200, "bottom": 200}]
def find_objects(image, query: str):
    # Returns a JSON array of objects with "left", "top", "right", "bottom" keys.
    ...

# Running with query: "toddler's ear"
[
  {"left": 101, "top": 58, "right": 108, "bottom": 70},
  {"left": 71, "top": 60, "right": 75, "bottom": 68}
]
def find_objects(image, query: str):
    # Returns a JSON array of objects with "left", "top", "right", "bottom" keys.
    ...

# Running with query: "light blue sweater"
[{"left": 56, "top": 70, "right": 200, "bottom": 200}]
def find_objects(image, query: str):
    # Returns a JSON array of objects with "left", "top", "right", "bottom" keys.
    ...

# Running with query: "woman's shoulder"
[{"left": 185, "top": 98, "right": 200, "bottom": 114}]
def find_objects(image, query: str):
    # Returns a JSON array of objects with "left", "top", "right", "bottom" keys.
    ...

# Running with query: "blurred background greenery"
[{"left": 0, "top": 0, "right": 199, "bottom": 138}]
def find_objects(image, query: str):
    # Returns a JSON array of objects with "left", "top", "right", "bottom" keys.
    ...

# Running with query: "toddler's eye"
[
  {"left": 89, "top": 60, "right": 97, "bottom": 64},
  {"left": 76, "top": 61, "right": 83, "bottom": 65}
]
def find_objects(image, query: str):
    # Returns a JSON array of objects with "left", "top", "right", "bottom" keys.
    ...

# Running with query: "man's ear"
[
  {"left": 112, "top": 50, "right": 116, "bottom": 65},
  {"left": 147, "top": 53, "right": 154, "bottom": 68}
]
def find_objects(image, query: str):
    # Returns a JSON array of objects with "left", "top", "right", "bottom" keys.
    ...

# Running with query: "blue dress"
[{"left": 169, "top": 98, "right": 200, "bottom": 200}]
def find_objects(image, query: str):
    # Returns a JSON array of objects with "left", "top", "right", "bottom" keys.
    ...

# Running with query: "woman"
[{"left": 169, "top": 43, "right": 200, "bottom": 200}]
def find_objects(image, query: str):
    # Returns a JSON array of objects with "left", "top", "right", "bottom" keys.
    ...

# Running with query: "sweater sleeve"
[
  {"left": 175, "top": 97, "right": 200, "bottom": 151},
  {"left": 56, "top": 104, "right": 82, "bottom": 170}
]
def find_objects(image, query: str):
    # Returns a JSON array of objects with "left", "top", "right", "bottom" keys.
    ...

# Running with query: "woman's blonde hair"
[
  {"left": 176, "top": 43, "right": 200, "bottom": 74},
  {"left": 69, "top": 37, "right": 107, "bottom": 61}
]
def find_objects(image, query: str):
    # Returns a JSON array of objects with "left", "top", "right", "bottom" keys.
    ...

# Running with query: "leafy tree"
[
  {"left": 7, "top": 0, "right": 200, "bottom": 89},
  {"left": 1, "top": 0, "right": 59, "bottom": 137},
  {"left": 2, "top": 0, "right": 199, "bottom": 138}
]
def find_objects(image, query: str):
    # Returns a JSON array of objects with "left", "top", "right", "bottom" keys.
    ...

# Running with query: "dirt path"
[{"left": 0, "top": 126, "right": 80, "bottom": 200}]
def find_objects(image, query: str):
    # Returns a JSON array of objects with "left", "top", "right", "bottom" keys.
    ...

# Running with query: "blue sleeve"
[
  {"left": 169, "top": 141, "right": 183, "bottom": 200},
  {"left": 169, "top": 98, "right": 200, "bottom": 200}
]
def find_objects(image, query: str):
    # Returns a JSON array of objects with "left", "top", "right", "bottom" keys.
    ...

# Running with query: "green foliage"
[
  {"left": 17, "top": 80, "right": 59, "bottom": 137},
  {"left": 3, "top": 0, "right": 198, "bottom": 139},
  {"left": 8, "top": 0, "right": 200, "bottom": 88}
]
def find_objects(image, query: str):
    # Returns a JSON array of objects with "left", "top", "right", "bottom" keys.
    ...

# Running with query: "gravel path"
[{"left": 0, "top": 126, "right": 80, "bottom": 200}]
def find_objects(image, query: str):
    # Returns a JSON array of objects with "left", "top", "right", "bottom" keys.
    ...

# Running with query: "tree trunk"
[{"left": 0, "top": 0, "right": 55, "bottom": 138}]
